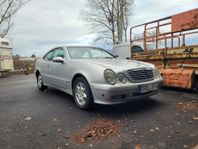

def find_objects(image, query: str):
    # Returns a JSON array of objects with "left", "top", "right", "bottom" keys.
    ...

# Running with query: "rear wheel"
[
  {"left": 73, "top": 77, "right": 93, "bottom": 109},
  {"left": 37, "top": 73, "right": 48, "bottom": 91}
]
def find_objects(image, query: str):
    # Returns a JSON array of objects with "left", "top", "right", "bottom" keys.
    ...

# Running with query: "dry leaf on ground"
[
  {"left": 24, "top": 116, "right": 32, "bottom": 121},
  {"left": 74, "top": 119, "right": 121, "bottom": 144}
]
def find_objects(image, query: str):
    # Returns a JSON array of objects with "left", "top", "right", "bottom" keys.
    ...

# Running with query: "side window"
[
  {"left": 44, "top": 51, "right": 54, "bottom": 61},
  {"left": 54, "top": 48, "right": 65, "bottom": 58}
]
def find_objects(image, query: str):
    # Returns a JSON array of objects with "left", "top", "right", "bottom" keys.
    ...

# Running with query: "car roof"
[{"left": 64, "top": 45, "right": 103, "bottom": 49}]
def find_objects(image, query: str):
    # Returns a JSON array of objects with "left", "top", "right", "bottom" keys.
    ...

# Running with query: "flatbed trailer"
[{"left": 130, "top": 8, "right": 198, "bottom": 90}]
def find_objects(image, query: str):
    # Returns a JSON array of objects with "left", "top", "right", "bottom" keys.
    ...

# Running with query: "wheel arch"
[
  {"left": 71, "top": 73, "right": 94, "bottom": 109},
  {"left": 71, "top": 73, "right": 90, "bottom": 90}
]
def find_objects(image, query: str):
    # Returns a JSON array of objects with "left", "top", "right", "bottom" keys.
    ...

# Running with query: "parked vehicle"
[
  {"left": 112, "top": 42, "right": 164, "bottom": 59},
  {"left": 35, "top": 46, "right": 163, "bottom": 109},
  {"left": 130, "top": 8, "right": 198, "bottom": 90},
  {"left": 0, "top": 38, "right": 14, "bottom": 77},
  {"left": 111, "top": 43, "right": 131, "bottom": 59}
]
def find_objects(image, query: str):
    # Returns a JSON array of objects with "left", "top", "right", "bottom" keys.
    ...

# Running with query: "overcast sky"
[{"left": 7, "top": 0, "right": 198, "bottom": 56}]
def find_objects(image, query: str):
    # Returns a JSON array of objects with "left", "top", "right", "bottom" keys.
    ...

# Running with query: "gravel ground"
[{"left": 0, "top": 74, "right": 197, "bottom": 149}]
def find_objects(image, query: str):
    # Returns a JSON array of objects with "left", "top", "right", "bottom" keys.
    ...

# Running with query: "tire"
[
  {"left": 195, "top": 82, "right": 198, "bottom": 93},
  {"left": 37, "top": 73, "right": 48, "bottom": 91},
  {"left": 73, "top": 77, "right": 93, "bottom": 109}
]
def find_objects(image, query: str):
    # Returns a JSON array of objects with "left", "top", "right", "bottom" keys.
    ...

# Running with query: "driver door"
[{"left": 49, "top": 48, "right": 68, "bottom": 89}]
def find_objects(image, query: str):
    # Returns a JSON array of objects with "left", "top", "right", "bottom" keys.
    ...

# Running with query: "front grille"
[{"left": 128, "top": 69, "right": 154, "bottom": 82}]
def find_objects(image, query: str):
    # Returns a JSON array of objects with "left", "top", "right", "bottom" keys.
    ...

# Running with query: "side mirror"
[{"left": 53, "top": 57, "right": 65, "bottom": 63}]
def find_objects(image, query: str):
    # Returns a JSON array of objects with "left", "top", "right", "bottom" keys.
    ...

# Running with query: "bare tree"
[
  {"left": 123, "top": 0, "right": 133, "bottom": 42},
  {"left": 0, "top": 0, "right": 30, "bottom": 38},
  {"left": 82, "top": 0, "right": 134, "bottom": 45}
]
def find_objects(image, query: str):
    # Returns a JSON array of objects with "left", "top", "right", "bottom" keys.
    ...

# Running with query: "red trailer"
[{"left": 130, "top": 9, "right": 198, "bottom": 90}]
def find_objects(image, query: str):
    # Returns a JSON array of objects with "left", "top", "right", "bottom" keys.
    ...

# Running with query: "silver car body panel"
[{"left": 36, "top": 46, "right": 163, "bottom": 105}]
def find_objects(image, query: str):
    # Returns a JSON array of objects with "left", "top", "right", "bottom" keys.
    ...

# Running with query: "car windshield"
[{"left": 67, "top": 47, "right": 114, "bottom": 59}]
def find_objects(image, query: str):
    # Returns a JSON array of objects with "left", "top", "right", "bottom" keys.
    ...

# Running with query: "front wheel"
[
  {"left": 37, "top": 73, "right": 48, "bottom": 91},
  {"left": 73, "top": 77, "right": 93, "bottom": 109}
]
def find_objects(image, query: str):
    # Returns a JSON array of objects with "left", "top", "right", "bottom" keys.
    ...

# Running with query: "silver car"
[{"left": 35, "top": 46, "right": 163, "bottom": 109}]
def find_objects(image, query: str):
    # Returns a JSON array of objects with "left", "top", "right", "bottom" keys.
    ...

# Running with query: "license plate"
[{"left": 138, "top": 83, "right": 158, "bottom": 94}]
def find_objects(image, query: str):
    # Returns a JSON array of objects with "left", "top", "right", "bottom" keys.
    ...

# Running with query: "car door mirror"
[{"left": 53, "top": 57, "right": 65, "bottom": 63}]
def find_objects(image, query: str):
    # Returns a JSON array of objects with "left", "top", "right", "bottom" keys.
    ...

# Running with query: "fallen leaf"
[
  {"left": 193, "top": 145, "right": 198, "bottom": 149},
  {"left": 4, "top": 127, "right": 11, "bottom": 133},
  {"left": 150, "top": 129, "right": 155, "bottom": 132},
  {"left": 38, "top": 129, "right": 47, "bottom": 136},
  {"left": 64, "top": 135, "right": 70, "bottom": 140},
  {"left": 24, "top": 116, "right": 32, "bottom": 121},
  {"left": 190, "top": 134, "right": 194, "bottom": 137},
  {"left": 183, "top": 144, "right": 188, "bottom": 148},
  {"left": 192, "top": 117, "right": 198, "bottom": 120},
  {"left": 74, "top": 119, "right": 121, "bottom": 144},
  {"left": 132, "top": 129, "right": 138, "bottom": 134},
  {"left": 135, "top": 144, "right": 141, "bottom": 149}
]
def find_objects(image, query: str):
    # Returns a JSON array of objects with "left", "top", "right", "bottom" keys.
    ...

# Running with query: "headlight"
[
  {"left": 118, "top": 73, "right": 127, "bottom": 84},
  {"left": 104, "top": 69, "right": 117, "bottom": 85},
  {"left": 153, "top": 67, "right": 161, "bottom": 79}
]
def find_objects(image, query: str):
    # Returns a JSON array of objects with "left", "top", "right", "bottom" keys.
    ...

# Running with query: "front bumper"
[{"left": 90, "top": 78, "right": 163, "bottom": 105}]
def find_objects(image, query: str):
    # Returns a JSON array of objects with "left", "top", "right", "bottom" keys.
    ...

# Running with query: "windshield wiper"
[{"left": 104, "top": 57, "right": 113, "bottom": 59}]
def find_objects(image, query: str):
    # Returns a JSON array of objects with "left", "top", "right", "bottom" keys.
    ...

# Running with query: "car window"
[
  {"left": 44, "top": 50, "right": 54, "bottom": 61},
  {"left": 54, "top": 48, "right": 65, "bottom": 58},
  {"left": 131, "top": 46, "right": 143, "bottom": 53}
]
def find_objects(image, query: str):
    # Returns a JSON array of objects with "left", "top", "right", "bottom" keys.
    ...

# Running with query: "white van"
[
  {"left": 111, "top": 43, "right": 131, "bottom": 59},
  {"left": 112, "top": 42, "right": 164, "bottom": 59},
  {"left": 0, "top": 38, "right": 14, "bottom": 74}
]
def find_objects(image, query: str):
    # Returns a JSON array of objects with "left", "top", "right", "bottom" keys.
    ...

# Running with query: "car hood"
[{"left": 77, "top": 58, "right": 154, "bottom": 71}]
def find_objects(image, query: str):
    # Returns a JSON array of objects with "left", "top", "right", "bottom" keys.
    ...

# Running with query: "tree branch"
[{"left": 0, "top": 0, "right": 31, "bottom": 37}]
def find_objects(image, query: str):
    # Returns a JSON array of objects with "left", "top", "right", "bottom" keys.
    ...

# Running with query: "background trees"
[
  {"left": 0, "top": 0, "right": 30, "bottom": 38},
  {"left": 82, "top": 0, "right": 134, "bottom": 45}
]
